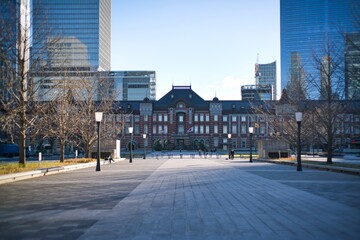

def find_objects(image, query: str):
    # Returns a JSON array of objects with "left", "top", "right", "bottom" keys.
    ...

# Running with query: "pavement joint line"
[
  {"left": 1, "top": 157, "right": 359, "bottom": 239},
  {"left": 77, "top": 158, "right": 360, "bottom": 240}
]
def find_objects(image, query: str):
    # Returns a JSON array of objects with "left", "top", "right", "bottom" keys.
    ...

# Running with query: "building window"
[
  {"left": 144, "top": 115, "right": 148, "bottom": 122},
  {"left": 214, "top": 125, "right": 218, "bottom": 134},
  {"left": 179, "top": 115, "right": 184, "bottom": 122},
  {"left": 260, "top": 126, "right": 265, "bottom": 134},
  {"left": 164, "top": 125, "right": 168, "bottom": 134},
  {"left": 241, "top": 116, "right": 246, "bottom": 122},
  {"left": 223, "top": 138, "right": 228, "bottom": 144},
  {"left": 164, "top": 114, "right": 168, "bottom": 122},
  {"left": 242, "top": 140, "right": 246, "bottom": 148},
  {"left": 153, "top": 114, "right": 157, "bottom": 122},
  {"left": 223, "top": 125, "right": 228, "bottom": 134},
  {"left": 200, "top": 114, "right": 204, "bottom": 122},
  {"left": 232, "top": 125, "right": 237, "bottom": 134},
  {"left": 135, "top": 116, "right": 140, "bottom": 122},
  {"left": 200, "top": 125, "right": 204, "bottom": 134},
  {"left": 178, "top": 125, "right": 184, "bottom": 134},
  {"left": 232, "top": 116, "right": 237, "bottom": 122},
  {"left": 206, "top": 125, "right": 210, "bottom": 134},
  {"left": 214, "top": 115, "right": 218, "bottom": 121},
  {"left": 241, "top": 125, "right": 246, "bottom": 134},
  {"left": 158, "top": 125, "right": 163, "bottom": 134},
  {"left": 144, "top": 125, "right": 148, "bottom": 134},
  {"left": 153, "top": 125, "right": 157, "bottom": 134},
  {"left": 205, "top": 114, "right": 210, "bottom": 122},
  {"left": 194, "top": 114, "right": 198, "bottom": 121},
  {"left": 223, "top": 115, "right": 228, "bottom": 122},
  {"left": 354, "top": 125, "right": 360, "bottom": 134},
  {"left": 194, "top": 125, "right": 198, "bottom": 134},
  {"left": 135, "top": 125, "right": 140, "bottom": 134},
  {"left": 231, "top": 139, "right": 236, "bottom": 149},
  {"left": 213, "top": 137, "right": 219, "bottom": 147},
  {"left": 158, "top": 114, "right": 162, "bottom": 122}
]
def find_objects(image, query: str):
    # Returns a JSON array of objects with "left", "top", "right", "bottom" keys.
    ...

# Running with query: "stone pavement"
[{"left": 0, "top": 156, "right": 359, "bottom": 240}]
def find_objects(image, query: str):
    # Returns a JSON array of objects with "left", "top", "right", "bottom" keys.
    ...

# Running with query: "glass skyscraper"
[
  {"left": 32, "top": 0, "right": 111, "bottom": 71},
  {"left": 255, "top": 61, "right": 277, "bottom": 100},
  {"left": 280, "top": 0, "right": 359, "bottom": 99}
]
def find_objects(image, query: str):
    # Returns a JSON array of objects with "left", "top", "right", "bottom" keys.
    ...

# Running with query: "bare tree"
[
  {"left": 0, "top": 1, "right": 59, "bottom": 165},
  {"left": 307, "top": 42, "right": 348, "bottom": 164},
  {"left": 72, "top": 73, "right": 115, "bottom": 158}
]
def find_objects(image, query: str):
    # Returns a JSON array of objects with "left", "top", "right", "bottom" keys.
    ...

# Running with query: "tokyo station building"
[{"left": 112, "top": 85, "right": 360, "bottom": 153}]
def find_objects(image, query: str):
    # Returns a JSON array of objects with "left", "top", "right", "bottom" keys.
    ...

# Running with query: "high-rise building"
[
  {"left": 280, "top": 0, "right": 359, "bottom": 99},
  {"left": 32, "top": 0, "right": 111, "bottom": 71},
  {"left": 345, "top": 33, "right": 360, "bottom": 100},
  {"left": 33, "top": 70, "right": 156, "bottom": 101},
  {"left": 255, "top": 61, "right": 277, "bottom": 100},
  {"left": 0, "top": 0, "right": 30, "bottom": 101},
  {"left": 102, "top": 71, "right": 156, "bottom": 101},
  {"left": 241, "top": 85, "right": 273, "bottom": 101}
]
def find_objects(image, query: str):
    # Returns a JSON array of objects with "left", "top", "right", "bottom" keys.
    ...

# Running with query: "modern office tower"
[
  {"left": 34, "top": 70, "right": 156, "bottom": 101},
  {"left": 0, "top": 0, "right": 30, "bottom": 100},
  {"left": 101, "top": 71, "right": 156, "bottom": 101},
  {"left": 255, "top": 61, "right": 277, "bottom": 100},
  {"left": 285, "top": 52, "right": 307, "bottom": 100},
  {"left": 345, "top": 33, "right": 360, "bottom": 100},
  {"left": 32, "top": 0, "right": 111, "bottom": 71},
  {"left": 280, "top": 0, "right": 359, "bottom": 99},
  {"left": 241, "top": 84, "right": 273, "bottom": 101}
]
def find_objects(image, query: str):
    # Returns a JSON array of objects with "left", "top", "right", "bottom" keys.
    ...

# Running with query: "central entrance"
[{"left": 176, "top": 139, "right": 185, "bottom": 150}]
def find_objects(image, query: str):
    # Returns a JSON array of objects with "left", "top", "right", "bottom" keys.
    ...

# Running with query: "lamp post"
[
  {"left": 129, "top": 127, "right": 133, "bottom": 163},
  {"left": 249, "top": 127, "right": 254, "bottom": 163},
  {"left": 95, "top": 112, "right": 103, "bottom": 171},
  {"left": 228, "top": 133, "right": 231, "bottom": 159},
  {"left": 295, "top": 112, "right": 303, "bottom": 171},
  {"left": 143, "top": 134, "right": 147, "bottom": 159}
]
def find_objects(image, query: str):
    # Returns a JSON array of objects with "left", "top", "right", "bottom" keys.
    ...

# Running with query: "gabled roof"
[{"left": 155, "top": 86, "right": 208, "bottom": 110}]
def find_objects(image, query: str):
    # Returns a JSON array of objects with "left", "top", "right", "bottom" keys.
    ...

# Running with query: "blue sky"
[{"left": 111, "top": 0, "right": 280, "bottom": 100}]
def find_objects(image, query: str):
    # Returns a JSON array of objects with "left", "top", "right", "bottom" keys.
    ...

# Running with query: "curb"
[
  {"left": 255, "top": 158, "right": 360, "bottom": 175},
  {"left": 0, "top": 158, "right": 126, "bottom": 185}
]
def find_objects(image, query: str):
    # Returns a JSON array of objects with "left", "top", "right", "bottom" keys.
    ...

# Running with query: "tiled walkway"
[{"left": 0, "top": 157, "right": 359, "bottom": 240}]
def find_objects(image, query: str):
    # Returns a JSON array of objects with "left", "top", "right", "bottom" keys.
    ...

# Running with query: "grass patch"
[
  {"left": 273, "top": 157, "right": 360, "bottom": 169},
  {"left": 0, "top": 158, "right": 95, "bottom": 175},
  {"left": 301, "top": 160, "right": 360, "bottom": 169}
]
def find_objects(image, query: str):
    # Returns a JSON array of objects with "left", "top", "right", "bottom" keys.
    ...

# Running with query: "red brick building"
[
  {"left": 114, "top": 85, "right": 360, "bottom": 154},
  {"left": 117, "top": 85, "right": 274, "bottom": 152}
]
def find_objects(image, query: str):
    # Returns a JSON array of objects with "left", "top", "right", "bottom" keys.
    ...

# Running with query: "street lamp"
[
  {"left": 128, "top": 127, "right": 133, "bottom": 163},
  {"left": 95, "top": 112, "right": 103, "bottom": 171},
  {"left": 228, "top": 133, "right": 231, "bottom": 159},
  {"left": 295, "top": 112, "right": 303, "bottom": 171},
  {"left": 143, "top": 134, "right": 147, "bottom": 159},
  {"left": 249, "top": 127, "right": 254, "bottom": 163}
]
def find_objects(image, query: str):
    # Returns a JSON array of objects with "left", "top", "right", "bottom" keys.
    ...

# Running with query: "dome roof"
[{"left": 213, "top": 97, "right": 219, "bottom": 102}]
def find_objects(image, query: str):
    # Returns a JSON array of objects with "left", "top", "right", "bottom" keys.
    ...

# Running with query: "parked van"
[{"left": 0, "top": 144, "right": 19, "bottom": 157}]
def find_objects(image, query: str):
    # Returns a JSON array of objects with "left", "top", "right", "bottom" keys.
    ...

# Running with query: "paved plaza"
[{"left": 0, "top": 156, "right": 359, "bottom": 240}]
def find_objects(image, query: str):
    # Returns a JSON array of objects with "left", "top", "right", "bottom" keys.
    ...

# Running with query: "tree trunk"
[
  {"left": 326, "top": 137, "right": 333, "bottom": 164},
  {"left": 85, "top": 142, "right": 90, "bottom": 158},
  {"left": 18, "top": 95, "right": 27, "bottom": 165},
  {"left": 60, "top": 141, "right": 65, "bottom": 163}
]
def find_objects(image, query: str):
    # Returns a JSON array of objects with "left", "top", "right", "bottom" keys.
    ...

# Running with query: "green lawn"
[{"left": 0, "top": 158, "right": 95, "bottom": 175}]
